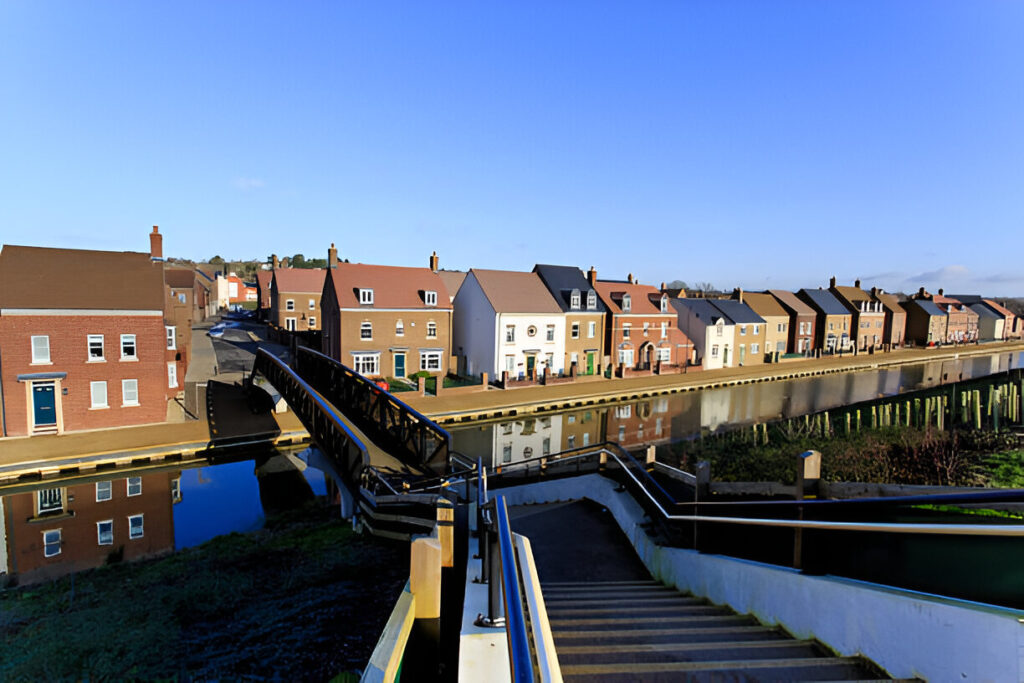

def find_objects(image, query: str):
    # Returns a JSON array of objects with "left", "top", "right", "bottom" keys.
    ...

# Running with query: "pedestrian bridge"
[{"left": 249, "top": 346, "right": 1024, "bottom": 682}]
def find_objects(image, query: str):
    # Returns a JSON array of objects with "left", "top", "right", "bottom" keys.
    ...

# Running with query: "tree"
[
  {"left": 667, "top": 280, "right": 688, "bottom": 290},
  {"left": 291, "top": 254, "right": 306, "bottom": 268},
  {"left": 696, "top": 282, "right": 716, "bottom": 294},
  {"left": 210, "top": 255, "right": 224, "bottom": 265}
]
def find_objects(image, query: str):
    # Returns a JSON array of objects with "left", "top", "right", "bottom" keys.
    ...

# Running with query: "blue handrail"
[{"left": 494, "top": 495, "right": 534, "bottom": 683}]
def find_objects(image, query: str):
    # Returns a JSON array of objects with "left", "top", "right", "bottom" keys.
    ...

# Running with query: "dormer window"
[
  {"left": 570, "top": 289, "right": 581, "bottom": 310},
  {"left": 660, "top": 295, "right": 668, "bottom": 313},
  {"left": 359, "top": 288, "right": 374, "bottom": 305},
  {"left": 622, "top": 294, "right": 631, "bottom": 312},
  {"left": 425, "top": 290, "right": 437, "bottom": 306},
  {"left": 587, "top": 290, "right": 597, "bottom": 310}
]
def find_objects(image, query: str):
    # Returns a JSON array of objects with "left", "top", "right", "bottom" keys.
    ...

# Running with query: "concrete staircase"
[{"left": 544, "top": 579, "right": 890, "bottom": 681}]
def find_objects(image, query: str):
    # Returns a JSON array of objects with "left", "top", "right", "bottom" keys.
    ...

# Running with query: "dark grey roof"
[
  {"left": 708, "top": 299, "right": 765, "bottom": 325},
  {"left": 969, "top": 302, "right": 1001, "bottom": 319},
  {"left": 946, "top": 294, "right": 982, "bottom": 304},
  {"left": 904, "top": 299, "right": 946, "bottom": 317},
  {"left": 798, "top": 288, "right": 850, "bottom": 316},
  {"left": 532, "top": 264, "right": 606, "bottom": 313},
  {"left": 672, "top": 298, "right": 734, "bottom": 325}
]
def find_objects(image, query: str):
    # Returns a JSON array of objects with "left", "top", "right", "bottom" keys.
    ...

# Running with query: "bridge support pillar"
[{"left": 338, "top": 480, "right": 356, "bottom": 521}]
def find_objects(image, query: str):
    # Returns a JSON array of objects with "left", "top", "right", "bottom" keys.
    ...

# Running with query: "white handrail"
[{"left": 513, "top": 533, "right": 563, "bottom": 683}]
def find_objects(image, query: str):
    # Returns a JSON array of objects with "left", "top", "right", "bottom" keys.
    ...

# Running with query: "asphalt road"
[{"left": 209, "top": 318, "right": 289, "bottom": 374}]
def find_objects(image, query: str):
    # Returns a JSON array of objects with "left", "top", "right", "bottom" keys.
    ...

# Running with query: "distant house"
[
  {"left": 711, "top": 299, "right": 766, "bottom": 366},
  {"left": 163, "top": 266, "right": 195, "bottom": 398},
  {"left": 193, "top": 268, "right": 216, "bottom": 320},
  {"left": 672, "top": 298, "right": 735, "bottom": 370},
  {"left": 321, "top": 251, "right": 453, "bottom": 380},
  {"left": 255, "top": 270, "right": 272, "bottom": 320},
  {"left": 767, "top": 290, "right": 816, "bottom": 355},
  {"left": 426, "top": 251, "right": 467, "bottom": 304},
  {"left": 950, "top": 295, "right": 1018, "bottom": 341},
  {"left": 983, "top": 299, "right": 1019, "bottom": 340},
  {"left": 0, "top": 231, "right": 171, "bottom": 436},
  {"left": 270, "top": 267, "right": 327, "bottom": 334},
  {"left": 870, "top": 288, "right": 907, "bottom": 348},
  {"left": 454, "top": 269, "right": 564, "bottom": 380},
  {"left": 901, "top": 298, "right": 947, "bottom": 346},
  {"left": 736, "top": 291, "right": 789, "bottom": 359},
  {"left": 829, "top": 278, "right": 886, "bottom": 351},
  {"left": 913, "top": 289, "right": 978, "bottom": 343},
  {"left": 797, "top": 288, "right": 853, "bottom": 353},
  {"left": 533, "top": 264, "right": 607, "bottom": 376},
  {"left": 969, "top": 303, "right": 1004, "bottom": 342}
]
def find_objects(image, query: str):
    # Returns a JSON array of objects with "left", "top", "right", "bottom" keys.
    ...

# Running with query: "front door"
[
  {"left": 586, "top": 352, "right": 594, "bottom": 375},
  {"left": 722, "top": 347, "right": 729, "bottom": 366},
  {"left": 739, "top": 344, "right": 746, "bottom": 365},
  {"left": 526, "top": 354, "right": 536, "bottom": 378},
  {"left": 32, "top": 382, "right": 57, "bottom": 428},
  {"left": 394, "top": 353, "right": 406, "bottom": 378}
]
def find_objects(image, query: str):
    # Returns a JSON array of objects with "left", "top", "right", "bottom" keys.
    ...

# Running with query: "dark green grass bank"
[{"left": 0, "top": 504, "right": 408, "bottom": 681}]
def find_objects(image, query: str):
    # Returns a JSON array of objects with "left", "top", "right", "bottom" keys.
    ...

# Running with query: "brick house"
[
  {"left": 533, "top": 264, "right": 607, "bottom": 376},
  {"left": 270, "top": 267, "right": 326, "bottom": 333},
  {"left": 712, "top": 298, "right": 767, "bottom": 366},
  {"left": 829, "top": 278, "right": 886, "bottom": 351},
  {"left": 593, "top": 272, "right": 693, "bottom": 376},
  {"left": 322, "top": 250, "right": 453, "bottom": 380},
  {"left": 0, "top": 237, "right": 170, "bottom": 437},
  {"left": 913, "top": 289, "right": 978, "bottom": 343},
  {"left": 193, "top": 268, "right": 215, "bottom": 321},
  {"left": 983, "top": 299, "right": 1019, "bottom": 340},
  {"left": 901, "top": 298, "right": 947, "bottom": 346},
  {"left": 767, "top": 290, "right": 816, "bottom": 355},
  {"left": 255, "top": 270, "right": 273, "bottom": 320},
  {"left": 163, "top": 266, "right": 195, "bottom": 399},
  {"left": 735, "top": 291, "right": 789, "bottom": 359},
  {"left": 797, "top": 288, "right": 853, "bottom": 353},
  {"left": 871, "top": 288, "right": 907, "bottom": 348},
  {"left": 672, "top": 298, "right": 735, "bottom": 369}
]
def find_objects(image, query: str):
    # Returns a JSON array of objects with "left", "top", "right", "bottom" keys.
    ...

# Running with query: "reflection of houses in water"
[
  {"left": 1, "top": 471, "right": 180, "bottom": 585},
  {"left": 560, "top": 408, "right": 604, "bottom": 452},
  {"left": 605, "top": 398, "right": 672, "bottom": 449},
  {"left": 450, "top": 416, "right": 564, "bottom": 468}
]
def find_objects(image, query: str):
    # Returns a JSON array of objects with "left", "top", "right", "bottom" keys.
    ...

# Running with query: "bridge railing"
[
  {"left": 250, "top": 348, "right": 370, "bottom": 488},
  {"left": 295, "top": 347, "right": 451, "bottom": 470}
]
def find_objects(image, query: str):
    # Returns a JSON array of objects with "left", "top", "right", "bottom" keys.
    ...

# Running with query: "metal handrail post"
[{"left": 494, "top": 495, "right": 532, "bottom": 681}]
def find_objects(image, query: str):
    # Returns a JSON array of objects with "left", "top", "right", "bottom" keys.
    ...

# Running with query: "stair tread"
[
  {"left": 561, "top": 656, "right": 875, "bottom": 674},
  {"left": 544, "top": 595, "right": 705, "bottom": 606},
  {"left": 555, "top": 639, "right": 817, "bottom": 655},
  {"left": 550, "top": 614, "right": 753, "bottom": 628},
  {"left": 547, "top": 604, "right": 730, "bottom": 617},
  {"left": 553, "top": 625, "right": 782, "bottom": 640}
]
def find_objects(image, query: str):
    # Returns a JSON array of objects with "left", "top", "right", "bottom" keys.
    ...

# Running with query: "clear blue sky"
[{"left": 2, "top": 2, "right": 1022, "bottom": 295}]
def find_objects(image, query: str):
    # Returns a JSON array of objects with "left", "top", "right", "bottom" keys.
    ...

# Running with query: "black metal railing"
[{"left": 295, "top": 347, "right": 451, "bottom": 471}]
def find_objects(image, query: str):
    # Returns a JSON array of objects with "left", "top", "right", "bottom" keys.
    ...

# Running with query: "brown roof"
[
  {"left": 832, "top": 285, "right": 872, "bottom": 304},
  {"left": 164, "top": 268, "right": 195, "bottom": 289},
  {"left": 470, "top": 269, "right": 561, "bottom": 314},
  {"left": 256, "top": 270, "right": 272, "bottom": 289},
  {"left": 0, "top": 245, "right": 164, "bottom": 310},
  {"left": 741, "top": 292, "right": 788, "bottom": 318},
  {"left": 273, "top": 268, "right": 327, "bottom": 294},
  {"left": 984, "top": 299, "right": 1015, "bottom": 317},
  {"left": 594, "top": 280, "right": 669, "bottom": 316},
  {"left": 767, "top": 289, "right": 816, "bottom": 316},
  {"left": 437, "top": 270, "right": 466, "bottom": 298},
  {"left": 874, "top": 291, "right": 905, "bottom": 316},
  {"left": 329, "top": 263, "right": 452, "bottom": 309}
]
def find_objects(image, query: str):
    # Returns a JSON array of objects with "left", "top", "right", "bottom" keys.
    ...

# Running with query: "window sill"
[
  {"left": 27, "top": 511, "right": 75, "bottom": 523},
  {"left": 87, "top": 359, "right": 106, "bottom": 363},
  {"left": 121, "top": 403, "right": 140, "bottom": 408},
  {"left": 30, "top": 361, "right": 53, "bottom": 366},
  {"left": 89, "top": 405, "right": 109, "bottom": 410},
  {"left": 120, "top": 357, "right": 139, "bottom": 362}
]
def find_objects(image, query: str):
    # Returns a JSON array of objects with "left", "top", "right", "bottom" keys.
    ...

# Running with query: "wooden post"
[
  {"left": 855, "top": 409, "right": 861, "bottom": 432},
  {"left": 645, "top": 444, "right": 656, "bottom": 466},
  {"left": 793, "top": 450, "right": 822, "bottom": 571},
  {"left": 410, "top": 536, "right": 442, "bottom": 619},
  {"left": 436, "top": 499, "right": 454, "bottom": 568},
  {"left": 974, "top": 390, "right": 983, "bottom": 430},
  {"left": 845, "top": 412, "right": 851, "bottom": 435},
  {"left": 871, "top": 405, "right": 877, "bottom": 430}
]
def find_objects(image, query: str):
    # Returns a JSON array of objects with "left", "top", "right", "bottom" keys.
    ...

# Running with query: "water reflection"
[{"left": 452, "top": 351, "right": 1024, "bottom": 462}]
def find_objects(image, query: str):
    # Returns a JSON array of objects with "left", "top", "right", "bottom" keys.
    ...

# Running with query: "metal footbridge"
[{"left": 250, "top": 346, "right": 1024, "bottom": 682}]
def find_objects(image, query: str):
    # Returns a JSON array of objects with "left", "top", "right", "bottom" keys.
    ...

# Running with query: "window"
[
  {"left": 88, "top": 334, "right": 105, "bottom": 360},
  {"left": 570, "top": 352, "right": 578, "bottom": 367},
  {"left": 360, "top": 322, "right": 372, "bottom": 339},
  {"left": 739, "top": 325, "right": 747, "bottom": 336},
  {"left": 309, "top": 299, "right": 316, "bottom": 310},
  {"left": 505, "top": 325, "right": 515, "bottom": 343},
  {"left": 661, "top": 322, "right": 668, "bottom": 338},
  {"left": 426, "top": 321, "right": 437, "bottom": 338},
  {"left": 420, "top": 351, "right": 442, "bottom": 371},
  {"left": 504, "top": 355, "right": 515, "bottom": 373},
  {"left": 643, "top": 322, "right": 650, "bottom": 337},
  {"left": 711, "top": 345, "right": 720, "bottom": 358},
  {"left": 90, "top": 381, "right": 108, "bottom": 409},
  {"left": 527, "top": 325, "right": 537, "bottom": 337},
  {"left": 583, "top": 432, "right": 591, "bottom": 446},
  {"left": 308, "top": 316, "right": 316, "bottom": 329},
  {"left": 395, "top": 320, "right": 405, "bottom": 336},
  {"left": 588, "top": 321, "right": 596, "bottom": 338},
  {"left": 542, "top": 437, "right": 551, "bottom": 456},
  {"left": 657, "top": 347, "right": 671, "bottom": 362},
  {"left": 171, "top": 477, "right": 182, "bottom": 503},
  {"left": 660, "top": 296, "right": 669, "bottom": 313},
  {"left": 571, "top": 322, "right": 580, "bottom": 339},
  {"left": 716, "top": 322, "right": 724, "bottom": 337},
  {"left": 753, "top": 325, "right": 760, "bottom": 335},
  {"left": 359, "top": 288, "right": 374, "bottom": 305},
  {"left": 38, "top": 488, "right": 63, "bottom": 514},
  {"left": 502, "top": 444, "right": 512, "bottom": 463},
  {"left": 121, "top": 379, "right": 139, "bottom": 406},
  {"left": 618, "top": 349, "right": 634, "bottom": 366},
  {"left": 622, "top": 295, "right": 631, "bottom": 312},
  {"left": 178, "top": 293, "right": 186, "bottom": 304},
  {"left": 617, "top": 425, "right": 625, "bottom": 442},
  {"left": 285, "top": 318, "right": 297, "bottom": 331},
  {"left": 166, "top": 326, "right": 176, "bottom": 350},
  {"left": 353, "top": 353, "right": 380, "bottom": 376},
  {"left": 96, "top": 481, "right": 112, "bottom": 502},
  {"left": 751, "top": 343, "right": 760, "bottom": 354},
  {"left": 120, "top": 334, "right": 137, "bottom": 360},
  {"left": 546, "top": 325, "right": 555, "bottom": 342},
  {"left": 43, "top": 529, "right": 61, "bottom": 557},
  {"left": 425, "top": 290, "right": 437, "bottom": 306},
  {"left": 587, "top": 290, "right": 597, "bottom": 310},
  {"left": 778, "top": 323, "right": 785, "bottom": 333},
  {"left": 31, "top": 335, "right": 50, "bottom": 363},
  {"left": 570, "top": 290, "right": 581, "bottom": 309},
  {"left": 97, "top": 520, "right": 113, "bottom": 546},
  {"left": 286, "top": 299, "right": 295, "bottom": 311},
  {"left": 622, "top": 324, "right": 631, "bottom": 339},
  {"left": 129, "top": 514, "right": 144, "bottom": 539},
  {"left": 127, "top": 477, "right": 142, "bottom": 497},
  {"left": 567, "top": 435, "right": 576, "bottom": 448}
]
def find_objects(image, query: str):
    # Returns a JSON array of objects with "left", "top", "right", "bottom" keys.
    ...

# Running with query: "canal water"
[{"left": 3, "top": 350, "right": 1020, "bottom": 586}]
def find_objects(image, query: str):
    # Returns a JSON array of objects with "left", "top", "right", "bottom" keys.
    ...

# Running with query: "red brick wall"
[{"left": 0, "top": 314, "right": 167, "bottom": 436}]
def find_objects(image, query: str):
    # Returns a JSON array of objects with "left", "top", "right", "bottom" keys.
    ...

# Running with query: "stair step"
[
  {"left": 556, "top": 639, "right": 825, "bottom": 665},
  {"left": 543, "top": 580, "right": 660, "bottom": 587},
  {"left": 552, "top": 625, "right": 789, "bottom": 645},
  {"left": 560, "top": 656, "right": 879, "bottom": 680},
  {"left": 547, "top": 604, "right": 730, "bottom": 619},
  {"left": 544, "top": 588, "right": 681, "bottom": 600},
  {"left": 549, "top": 614, "right": 755, "bottom": 630},
  {"left": 543, "top": 595, "right": 705, "bottom": 608}
]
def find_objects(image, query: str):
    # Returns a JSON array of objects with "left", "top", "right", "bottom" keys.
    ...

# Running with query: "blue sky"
[{"left": 2, "top": 2, "right": 1022, "bottom": 295}]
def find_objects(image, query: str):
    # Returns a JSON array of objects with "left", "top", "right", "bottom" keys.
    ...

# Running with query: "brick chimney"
[
  {"left": 854, "top": 279, "right": 861, "bottom": 288},
  {"left": 149, "top": 225, "right": 163, "bottom": 261},
  {"left": 660, "top": 282, "right": 666, "bottom": 292},
  {"left": 429, "top": 250, "right": 439, "bottom": 273},
  {"left": 588, "top": 266, "right": 597, "bottom": 286},
  {"left": 871, "top": 287, "right": 878, "bottom": 297},
  {"left": 918, "top": 286, "right": 926, "bottom": 297},
  {"left": 938, "top": 288, "right": 944, "bottom": 296},
  {"left": 734, "top": 287, "right": 744, "bottom": 304},
  {"left": 272, "top": 254, "right": 279, "bottom": 269},
  {"left": 328, "top": 243, "right": 338, "bottom": 269},
  {"left": 627, "top": 273, "right": 634, "bottom": 284},
  {"left": 829, "top": 275, "right": 836, "bottom": 288}
]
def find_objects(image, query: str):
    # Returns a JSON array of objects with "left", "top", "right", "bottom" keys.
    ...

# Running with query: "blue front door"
[
  {"left": 394, "top": 353, "right": 406, "bottom": 378},
  {"left": 33, "top": 383, "right": 57, "bottom": 427}
]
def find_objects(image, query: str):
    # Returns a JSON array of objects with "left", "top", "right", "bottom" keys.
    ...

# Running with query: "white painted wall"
[
  {"left": 490, "top": 416, "right": 563, "bottom": 468},
  {"left": 497, "top": 313, "right": 566, "bottom": 378},
  {"left": 500, "top": 474, "right": 1024, "bottom": 681},
  {"left": 675, "top": 305, "right": 734, "bottom": 370},
  {"left": 452, "top": 272, "right": 497, "bottom": 378}
]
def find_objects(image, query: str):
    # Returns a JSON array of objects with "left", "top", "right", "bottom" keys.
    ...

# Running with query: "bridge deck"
[{"left": 326, "top": 401, "right": 417, "bottom": 476}]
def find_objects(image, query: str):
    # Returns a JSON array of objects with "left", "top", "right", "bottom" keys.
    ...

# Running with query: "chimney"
[
  {"left": 734, "top": 287, "right": 744, "bottom": 304},
  {"left": 628, "top": 273, "right": 634, "bottom": 284},
  {"left": 660, "top": 282, "right": 666, "bottom": 292},
  {"left": 149, "top": 225, "right": 163, "bottom": 261},
  {"left": 272, "top": 254, "right": 279, "bottom": 269},
  {"left": 871, "top": 287, "right": 878, "bottom": 297},
  {"left": 588, "top": 266, "right": 597, "bottom": 286},
  {"left": 918, "top": 286, "right": 926, "bottom": 297},
  {"left": 854, "top": 279, "right": 861, "bottom": 288},
  {"left": 328, "top": 243, "right": 338, "bottom": 269},
  {"left": 429, "top": 250, "right": 439, "bottom": 273},
  {"left": 938, "top": 288, "right": 944, "bottom": 296},
  {"left": 829, "top": 275, "right": 836, "bottom": 288}
]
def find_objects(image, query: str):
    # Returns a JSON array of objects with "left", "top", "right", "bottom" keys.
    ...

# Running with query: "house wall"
[
  {"left": 675, "top": 307, "right": 733, "bottom": 369},
  {"left": 882, "top": 310, "right": 907, "bottom": 346},
  {"left": 732, "top": 322, "right": 767, "bottom": 366},
  {"left": 560, "top": 408, "right": 603, "bottom": 451},
  {"left": 818, "top": 314, "right": 852, "bottom": 351},
  {"left": 853, "top": 311, "right": 886, "bottom": 350},
  {"left": 497, "top": 313, "right": 566, "bottom": 378},
  {"left": 606, "top": 397, "right": 672, "bottom": 449},
  {"left": 563, "top": 312, "right": 604, "bottom": 375},
  {"left": 452, "top": 273, "right": 498, "bottom": 378},
  {"left": 609, "top": 314, "right": 685, "bottom": 369},
  {"left": 166, "top": 285, "right": 193, "bottom": 398},
  {"left": 337, "top": 309, "right": 452, "bottom": 378},
  {"left": 271, "top": 288, "right": 322, "bottom": 332},
  {"left": 759, "top": 314, "right": 789, "bottom": 358},
  {"left": 0, "top": 314, "right": 167, "bottom": 437},
  {"left": 787, "top": 313, "right": 815, "bottom": 354}
]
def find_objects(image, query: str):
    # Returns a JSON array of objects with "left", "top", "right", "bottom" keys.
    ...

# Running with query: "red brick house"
[{"left": 0, "top": 237, "right": 169, "bottom": 437}]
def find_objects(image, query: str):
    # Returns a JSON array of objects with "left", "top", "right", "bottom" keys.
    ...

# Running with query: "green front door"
[
  {"left": 586, "top": 352, "right": 595, "bottom": 375},
  {"left": 526, "top": 354, "right": 536, "bottom": 377},
  {"left": 394, "top": 353, "right": 406, "bottom": 378}
]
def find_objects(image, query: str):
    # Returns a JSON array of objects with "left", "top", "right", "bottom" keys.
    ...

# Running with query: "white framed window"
[
  {"left": 657, "top": 347, "right": 671, "bottom": 362},
  {"left": 90, "top": 381, "right": 108, "bottom": 409},
  {"left": 88, "top": 334, "right": 105, "bottom": 360},
  {"left": 502, "top": 443, "right": 512, "bottom": 463},
  {"left": 542, "top": 437, "right": 551, "bottom": 456},
  {"left": 31, "top": 335, "right": 50, "bottom": 364},
  {"left": 129, "top": 514, "right": 144, "bottom": 539},
  {"left": 571, "top": 322, "right": 580, "bottom": 339},
  {"left": 622, "top": 324, "right": 631, "bottom": 340},
  {"left": 571, "top": 352, "right": 578, "bottom": 366},
  {"left": 546, "top": 325, "right": 555, "bottom": 342},
  {"left": 121, "top": 379, "right": 139, "bottom": 407},
  {"left": 127, "top": 477, "right": 142, "bottom": 497},
  {"left": 97, "top": 520, "right": 114, "bottom": 546},
  {"left": 359, "top": 288, "right": 374, "bottom": 305},
  {"left": 505, "top": 355, "right": 515, "bottom": 373},
  {"left": 716, "top": 321, "right": 724, "bottom": 337},
  {"left": 360, "top": 322, "right": 372, "bottom": 339},
  {"left": 588, "top": 321, "right": 596, "bottom": 338},
  {"left": 286, "top": 299, "right": 295, "bottom": 311},
  {"left": 751, "top": 343, "right": 760, "bottom": 354},
  {"left": 352, "top": 353, "right": 380, "bottom": 376},
  {"left": 587, "top": 290, "right": 597, "bottom": 310},
  {"left": 120, "top": 334, "right": 137, "bottom": 360},
  {"left": 395, "top": 320, "right": 405, "bottom": 336},
  {"left": 660, "top": 296, "right": 669, "bottom": 313},
  {"left": 166, "top": 326, "right": 176, "bottom": 350},
  {"left": 622, "top": 295, "right": 631, "bottom": 312},
  {"left": 660, "top": 321, "right": 668, "bottom": 338},
  {"left": 615, "top": 404, "right": 632, "bottom": 419},
  {"left": 643, "top": 322, "right": 650, "bottom": 337},
  {"left": 38, "top": 488, "right": 63, "bottom": 514},
  {"left": 285, "top": 318, "right": 297, "bottom": 331},
  {"left": 739, "top": 325, "right": 747, "bottom": 336},
  {"left": 583, "top": 432, "right": 591, "bottom": 446},
  {"left": 425, "top": 290, "right": 437, "bottom": 306},
  {"left": 309, "top": 298, "right": 316, "bottom": 310},
  {"left": 96, "top": 480, "right": 112, "bottom": 502},
  {"left": 505, "top": 325, "right": 515, "bottom": 343},
  {"left": 570, "top": 290, "right": 581, "bottom": 309},
  {"left": 618, "top": 349, "right": 634, "bottom": 366},
  {"left": 426, "top": 321, "right": 437, "bottom": 338},
  {"left": 171, "top": 477, "right": 182, "bottom": 503},
  {"left": 711, "top": 345, "right": 720, "bottom": 358},
  {"left": 178, "top": 293, "right": 186, "bottom": 304},
  {"left": 420, "top": 351, "right": 442, "bottom": 371},
  {"left": 308, "top": 316, "right": 316, "bottom": 329},
  {"left": 567, "top": 435, "right": 577, "bottom": 448},
  {"left": 778, "top": 323, "right": 785, "bottom": 332},
  {"left": 43, "top": 529, "right": 61, "bottom": 557},
  {"left": 753, "top": 325, "right": 760, "bottom": 335}
]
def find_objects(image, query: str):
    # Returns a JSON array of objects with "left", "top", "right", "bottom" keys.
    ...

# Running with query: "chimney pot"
[
  {"left": 272, "top": 254, "right": 279, "bottom": 269},
  {"left": 661, "top": 282, "right": 666, "bottom": 291},
  {"left": 328, "top": 243, "right": 338, "bottom": 269},
  {"left": 429, "top": 250, "right": 439, "bottom": 273},
  {"left": 938, "top": 288, "right": 944, "bottom": 296},
  {"left": 628, "top": 273, "right": 634, "bottom": 284},
  {"left": 854, "top": 279, "right": 861, "bottom": 288},
  {"left": 588, "top": 266, "right": 597, "bottom": 286},
  {"left": 829, "top": 276, "right": 836, "bottom": 288},
  {"left": 149, "top": 225, "right": 163, "bottom": 261}
]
